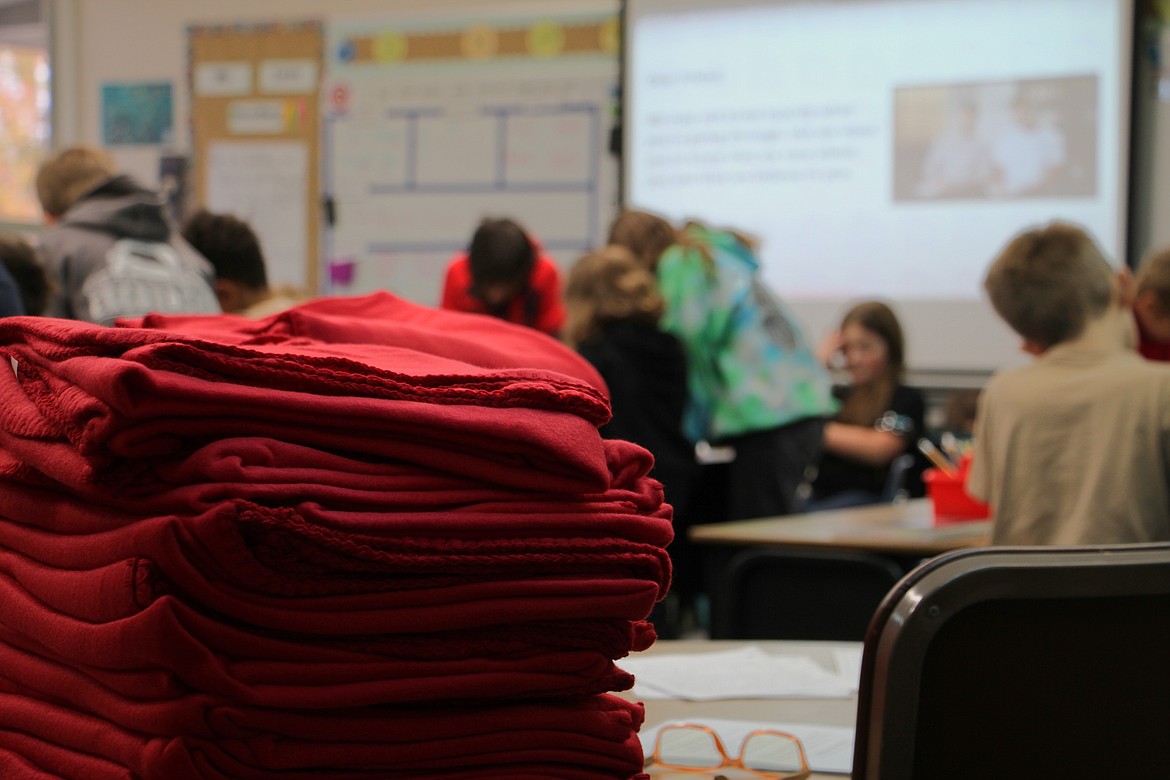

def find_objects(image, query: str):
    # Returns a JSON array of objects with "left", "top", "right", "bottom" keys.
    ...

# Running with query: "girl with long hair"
[{"left": 808, "top": 301, "right": 926, "bottom": 509}]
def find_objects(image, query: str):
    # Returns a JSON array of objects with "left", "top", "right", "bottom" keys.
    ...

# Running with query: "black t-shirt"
[
  {"left": 577, "top": 322, "right": 698, "bottom": 519},
  {"left": 811, "top": 384, "right": 927, "bottom": 500}
]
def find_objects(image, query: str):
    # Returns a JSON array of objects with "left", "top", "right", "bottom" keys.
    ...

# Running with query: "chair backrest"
[
  {"left": 880, "top": 452, "right": 916, "bottom": 503},
  {"left": 852, "top": 543, "right": 1170, "bottom": 779},
  {"left": 712, "top": 547, "right": 904, "bottom": 641}
]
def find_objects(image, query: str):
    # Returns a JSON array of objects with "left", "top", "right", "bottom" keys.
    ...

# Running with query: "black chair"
[
  {"left": 880, "top": 452, "right": 916, "bottom": 503},
  {"left": 853, "top": 543, "right": 1170, "bottom": 779},
  {"left": 711, "top": 547, "right": 904, "bottom": 640}
]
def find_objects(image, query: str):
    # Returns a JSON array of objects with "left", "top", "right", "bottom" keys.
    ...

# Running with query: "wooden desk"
[
  {"left": 689, "top": 498, "right": 990, "bottom": 557},
  {"left": 624, "top": 639, "right": 858, "bottom": 779},
  {"left": 688, "top": 499, "right": 990, "bottom": 639}
]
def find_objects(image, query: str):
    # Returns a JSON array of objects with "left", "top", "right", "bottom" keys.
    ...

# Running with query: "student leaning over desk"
[
  {"left": 967, "top": 221, "right": 1170, "bottom": 546},
  {"left": 608, "top": 210, "right": 837, "bottom": 522}
]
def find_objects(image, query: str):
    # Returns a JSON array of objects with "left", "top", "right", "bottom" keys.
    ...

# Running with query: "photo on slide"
[{"left": 892, "top": 74, "right": 1098, "bottom": 202}]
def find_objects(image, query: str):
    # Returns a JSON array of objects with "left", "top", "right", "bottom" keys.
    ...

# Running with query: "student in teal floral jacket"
[{"left": 609, "top": 210, "right": 837, "bottom": 521}]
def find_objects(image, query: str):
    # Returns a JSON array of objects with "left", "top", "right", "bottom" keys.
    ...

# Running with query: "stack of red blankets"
[{"left": 0, "top": 292, "right": 671, "bottom": 779}]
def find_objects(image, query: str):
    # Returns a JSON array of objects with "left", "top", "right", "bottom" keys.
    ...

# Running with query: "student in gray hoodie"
[{"left": 35, "top": 146, "right": 219, "bottom": 325}]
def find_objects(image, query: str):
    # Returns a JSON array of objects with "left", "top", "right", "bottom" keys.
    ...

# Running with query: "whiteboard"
[{"left": 322, "top": 7, "right": 620, "bottom": 305}]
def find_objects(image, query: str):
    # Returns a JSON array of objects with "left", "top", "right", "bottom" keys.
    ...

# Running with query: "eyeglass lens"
[
  {"left": 657, "top": 727, "right": 724, "bottom": 769},
  {"left": 740, "top": 732, "right": 804, "bottom": 773}
]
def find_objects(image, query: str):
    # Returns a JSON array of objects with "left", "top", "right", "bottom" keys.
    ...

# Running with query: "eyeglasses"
[{"left": 648, "top": 723, "right": 811, "bottom": 779}]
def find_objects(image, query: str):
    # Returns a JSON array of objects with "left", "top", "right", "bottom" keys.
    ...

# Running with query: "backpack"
[{"left": 81, "top": 238, "right": 220, "bottom": 326}]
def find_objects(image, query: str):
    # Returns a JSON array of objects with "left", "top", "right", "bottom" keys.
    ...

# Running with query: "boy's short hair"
[
  {"left": 1136, "top": 246, "right": 1170, "bottom": 315},
  {"left": 467, "top": 218, "right": 535, "bottom": 296},
  {"left": 35, "top": 146, "right": 118, "bottom": 218},
  {"left": 984, "top": 221, "right": 1115, "bottom": 349},
  {"left": 181, "top": 210, "right": 269, "bottom": 291}
]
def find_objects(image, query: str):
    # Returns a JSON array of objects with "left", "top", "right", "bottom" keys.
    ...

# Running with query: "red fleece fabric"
[
  {"left": 0, "top": 301, "right": 664, "bottom": 779},
  {"left": 0, "top": 692, "right": 647, "bottom": 778},
  {"left": 129, "top": 291, "right": 599, "bottom": 389}
]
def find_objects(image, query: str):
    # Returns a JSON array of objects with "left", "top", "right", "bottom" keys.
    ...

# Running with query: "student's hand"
[{"left": 818, "top": 329, "right": 845, "bottom": 369}]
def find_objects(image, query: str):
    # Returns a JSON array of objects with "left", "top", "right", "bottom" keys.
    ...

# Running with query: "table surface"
[
  {"left": 623, "top": 639, "right": 860, "bottom": 780},
  {"left": 688, "top": 497, "right": 991, "bottom": 556}
]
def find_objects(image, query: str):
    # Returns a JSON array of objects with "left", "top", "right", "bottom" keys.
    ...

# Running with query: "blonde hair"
[
  {"left": 36, "top": 146, "right": 118, "bottom": 218},
  {"left": 607, "top": 209, "right": 676, "bottom": 271},
  {"left": 984, "top": 222, "right": 1114, "bottom": 349},
  {"left": 1136, "top": 246, "right": 1170, "bottom": 315},
  {"left": 563, "top": 245, "right": 665, "bottom": 347},
  {"left": 608, "top": 209, "right": 761, "bottom": 276}
]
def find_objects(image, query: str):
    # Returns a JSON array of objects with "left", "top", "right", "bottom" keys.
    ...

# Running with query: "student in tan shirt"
[{"left": 968, "top": 221, "right": 1170, "bottom": 545}]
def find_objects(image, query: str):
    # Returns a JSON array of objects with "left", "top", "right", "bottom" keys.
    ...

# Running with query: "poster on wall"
[
  {"left": 0, "top": 44, "right": 50, "bottom": 224},
  {"left": 101, "top": 81, "right": 174, "bottom": 146},
  {"left": 323, "top": 5, "right": 620, "bottom": 304}
]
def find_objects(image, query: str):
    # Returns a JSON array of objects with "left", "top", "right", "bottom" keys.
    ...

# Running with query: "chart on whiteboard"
[{"left": 323, "top": 10, "right": 620, "bottom": 305}]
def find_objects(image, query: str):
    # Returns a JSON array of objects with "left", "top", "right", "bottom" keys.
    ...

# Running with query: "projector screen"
[{"left": 622, "top": 0, "right": 1134, "bottom": 375}]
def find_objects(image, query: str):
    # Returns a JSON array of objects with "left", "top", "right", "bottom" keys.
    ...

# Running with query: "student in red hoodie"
[{"left": 440, "top": 217, "right": 565, "bottom": 337}]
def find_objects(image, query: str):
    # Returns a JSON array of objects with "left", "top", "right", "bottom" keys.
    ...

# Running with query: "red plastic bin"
[{"left": 924, "top": 467, "right": 991, "bottom": 524}]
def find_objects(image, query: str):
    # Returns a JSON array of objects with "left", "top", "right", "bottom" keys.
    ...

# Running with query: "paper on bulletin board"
[
  {"left": 205, "top": 140, "right": 308, "bottom": 290},
  {"left": 259, "top": 59, "right": 319, "bottom": 94},
  {"left": 194, "top": 61, "right": 252, "bottom": 97}
]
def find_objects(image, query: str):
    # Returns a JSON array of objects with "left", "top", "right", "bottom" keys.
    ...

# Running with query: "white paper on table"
[
  {"left": 640, "top": 717, "right": 855, "bottom": 775},
  {"left": 620, "top": 645, "right": 855, "bottom": 701},
  {"left": 832, "top": 646, "right": 864, "bottom": 689}
]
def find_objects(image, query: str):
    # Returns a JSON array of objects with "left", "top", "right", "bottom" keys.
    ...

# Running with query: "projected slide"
[{"left": 624, "top": 0, "right": 1131, "bottom": 372}]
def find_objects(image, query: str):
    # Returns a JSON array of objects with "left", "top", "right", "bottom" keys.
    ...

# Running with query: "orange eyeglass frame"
[{"left": 649, "top": 723, "right": 812, "bottom": 779}]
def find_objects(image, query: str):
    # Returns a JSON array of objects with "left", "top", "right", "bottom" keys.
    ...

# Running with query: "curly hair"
[
  {"left": 563, "top": 245, "right": 665, "bottom": 347},
  {"left": 607, "top": 209, "right": 676, "bottom": 271}
]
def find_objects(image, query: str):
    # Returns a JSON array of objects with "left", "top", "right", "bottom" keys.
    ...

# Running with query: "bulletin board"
[
  {"left": 188, "top": 22, "right": 323, "bottom": 294},
  {"left": 321, "top": 6, "right": 620, "bottom": 304}
]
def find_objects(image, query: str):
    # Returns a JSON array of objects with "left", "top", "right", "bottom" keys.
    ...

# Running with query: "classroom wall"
[
  {"left": 51, "top": 0, "right": 611, "bottom": 185},
  {"left": 45, "top": 0, "right": 1170, "bottom": 373},
  {"left": 51, "top": 0, "right": 1170, "bottom": 253}
]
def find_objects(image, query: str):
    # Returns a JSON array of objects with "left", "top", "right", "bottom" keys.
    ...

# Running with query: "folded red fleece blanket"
[
  {"left": 129, "top": 291, "right": 607, "bottom": 391},
  {"left": 0, "top": 692, "right": 646, "bottom": 779},
  {"left": 0, "top": 350, "right": 611, "bottom": 493},
  {"left": 0, "top": 481, "right": 669, "bottom": 598},
  {"left": 0, "top": 573, "right": 638, "bottom": 707},
  {"left": 0, "top": 525, "right": 666, "bottom": 645},
  {"left": 0, "top": 438, "right": 670, "bottom": 547},
  {"left": 0, "top": 503, "right": 657, "bottom": 659},
  {"left": 0, "top": 637, "right": 645, "bottom": 742}
]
